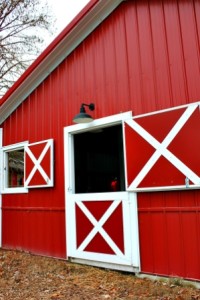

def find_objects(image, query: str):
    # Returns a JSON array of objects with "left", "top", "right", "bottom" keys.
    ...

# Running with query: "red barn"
[{"left": 1, "top": 0, "right": 200, "bottom": 281}]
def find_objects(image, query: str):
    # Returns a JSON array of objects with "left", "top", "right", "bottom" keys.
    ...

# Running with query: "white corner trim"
[{"left": 0, "top": 128, "right": 3, "bottom": 247}]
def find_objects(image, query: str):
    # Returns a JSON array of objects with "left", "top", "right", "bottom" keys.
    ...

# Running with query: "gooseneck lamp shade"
[{"left": 73, "top": 103, "right": 95, "bottom": 123}]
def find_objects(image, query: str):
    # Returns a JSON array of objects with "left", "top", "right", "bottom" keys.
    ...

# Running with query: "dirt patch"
[{"left": 0, "top": 249, "right": 199, "bottom": 299}]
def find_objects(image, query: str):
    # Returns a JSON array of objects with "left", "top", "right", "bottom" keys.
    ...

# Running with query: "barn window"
[
  {"left": 2, "top": 142, "right": 28, "bottom": 194},
  {"left": 74, "top": 125, "right": 125, "bottom": 193}
]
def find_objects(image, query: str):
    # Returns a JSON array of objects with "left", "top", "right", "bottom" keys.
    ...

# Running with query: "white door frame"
[
  {"left": 64, "top": 111, "right": 133, "bottom": 193},
  {"left": 64, "top": 112, "right": 140, "bottom": 272}
]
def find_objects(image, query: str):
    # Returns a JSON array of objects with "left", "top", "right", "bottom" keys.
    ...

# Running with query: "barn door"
[
  {"left": 66, "top": 192, "right": 139, "bottom": 271},
  {"left": 64, "top": 112, "right": 140, "bottom": 272},
  {"left": 124, "top": 102, "right": 200, "bottom": 191}
]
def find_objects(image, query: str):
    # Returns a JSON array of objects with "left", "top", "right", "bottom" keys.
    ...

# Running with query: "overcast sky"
[{"left": 47, "top": 0, "right": 90, "bottom": 40}]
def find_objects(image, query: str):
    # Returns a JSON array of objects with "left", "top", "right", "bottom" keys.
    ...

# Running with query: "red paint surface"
[
  {"left": 135, "top": 108, "right": 186, "bottom": 143},
  {"left": 0, "top": 0, "right": 200, "bottom": 280},
  {"left": 2, "top": 206, "right": 66, "bottom": 258},
  {"left": 125, "top": 122, "right": 155, "bottom": 187},
  {"left": 125, "top": 106, "right": 200, "bottom": 189},
  {"left": 169, "top": 107, "right": 200, "bottom": 175},
  {"left": 139, "top": 156, "right": 186, "bottom": 187},
  {"left": 138, "top": 191, "right": 200, "bottom": 280},
  {"left": 76, "top": 201, "right": 124, "bottom": 254}
]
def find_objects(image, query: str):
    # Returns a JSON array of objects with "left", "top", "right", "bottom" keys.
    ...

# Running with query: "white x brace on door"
[
  {"left": 66, "top": 192, "right": 139, "bottom": 271},
  {"left": 124, "top": 102, "right": 200, "bottom": 191},
  {"left": 24, "top": 139, "right": 54, "bottom": 188}
]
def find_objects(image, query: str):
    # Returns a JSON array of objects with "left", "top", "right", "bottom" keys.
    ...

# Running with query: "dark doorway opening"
[{"left": 74, "top": 125, "right": 125, "bottom": 193}]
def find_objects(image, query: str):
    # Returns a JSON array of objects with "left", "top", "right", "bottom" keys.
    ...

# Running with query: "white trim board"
[{"left": 0, "top": 128, "right": 3, "bottom": 247}]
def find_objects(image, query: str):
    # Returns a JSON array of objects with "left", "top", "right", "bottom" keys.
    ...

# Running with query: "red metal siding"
[
  {"left": 2, "top": 0, "right": 200, "bottom": 130},
  {"left": 3, "top": 207, "right": 65, "bottom": 257},
  {"left": 138, "top": 191, "right": 200, "bottom": 280},
  {"left": 1, "top": 0, "right": 200, "bottom": 266}
]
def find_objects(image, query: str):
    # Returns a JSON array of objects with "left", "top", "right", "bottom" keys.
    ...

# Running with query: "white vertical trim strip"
[
  {"left": 123, "top": 121, "right": 129, "bottom": 195},
  {"left": 64, "top": 128, "right": 68, "bottom": 258},
  {"left": 0, "top": 128, "right": 3, "bottom": 247},
  {"left": 130, "top": 193, "right": 140, "bottom": 269},
  {"left": 64, "top": 128, "right": 76, "bottom": 258},
  {"left": 122, "top": 193, "right": 140, "bottom": 269}
]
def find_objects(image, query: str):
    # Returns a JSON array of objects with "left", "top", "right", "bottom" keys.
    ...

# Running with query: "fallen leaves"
[{"left": 0, "top": 249, "right": 199, "bottom": 299}]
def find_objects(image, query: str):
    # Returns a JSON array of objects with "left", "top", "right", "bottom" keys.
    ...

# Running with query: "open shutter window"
[
  {"left": 124, "top": 103, "right": 200, "bottom": 191},
  {"left": 24, "top": 139, "right": 54, "bottom": 188}
]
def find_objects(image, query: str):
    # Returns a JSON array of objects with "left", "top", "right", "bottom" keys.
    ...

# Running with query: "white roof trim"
[{"left": 0, "top": 0, "right": 123, "bottom": 124}]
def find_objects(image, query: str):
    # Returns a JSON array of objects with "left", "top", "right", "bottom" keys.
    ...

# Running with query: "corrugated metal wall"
[
  {"left": 1, "top": 0, "right": 200, "bottom": 276},
  {"left": 3, "top": 0, "right": 200, "bottom": 139},
  {"left": 138, "top": 191, "right": 200, "bottom": 280}
]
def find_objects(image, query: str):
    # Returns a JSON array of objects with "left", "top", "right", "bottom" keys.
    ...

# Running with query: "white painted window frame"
[{"left": 1, "top": 141, "right": 28, "bottom": 194}]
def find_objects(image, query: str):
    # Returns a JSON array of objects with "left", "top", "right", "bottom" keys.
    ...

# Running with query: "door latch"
[{"left": 185, "top": 177, "right": 189, "bottom": 188}]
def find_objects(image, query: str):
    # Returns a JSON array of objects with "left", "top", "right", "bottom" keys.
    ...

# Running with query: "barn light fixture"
[{"left": 73, "top": 103, "right": 95, "bottom": 123}]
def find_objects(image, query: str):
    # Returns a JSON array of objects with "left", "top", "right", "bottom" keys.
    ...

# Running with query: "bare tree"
[{"left": 0, "top": 0, "right": 55, "bottom": 96}]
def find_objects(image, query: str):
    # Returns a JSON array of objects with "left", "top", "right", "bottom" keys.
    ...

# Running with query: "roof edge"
[
  {"left": 0, "top": 0, "right": 123, "bottom": 125},
  {"left": 0, "top": 0, "right": 98, "bottom": 106}
]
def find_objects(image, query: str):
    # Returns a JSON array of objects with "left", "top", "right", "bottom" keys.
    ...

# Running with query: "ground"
[{"left": 0, "top": 249, "right": 199, "bottom": 299}]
